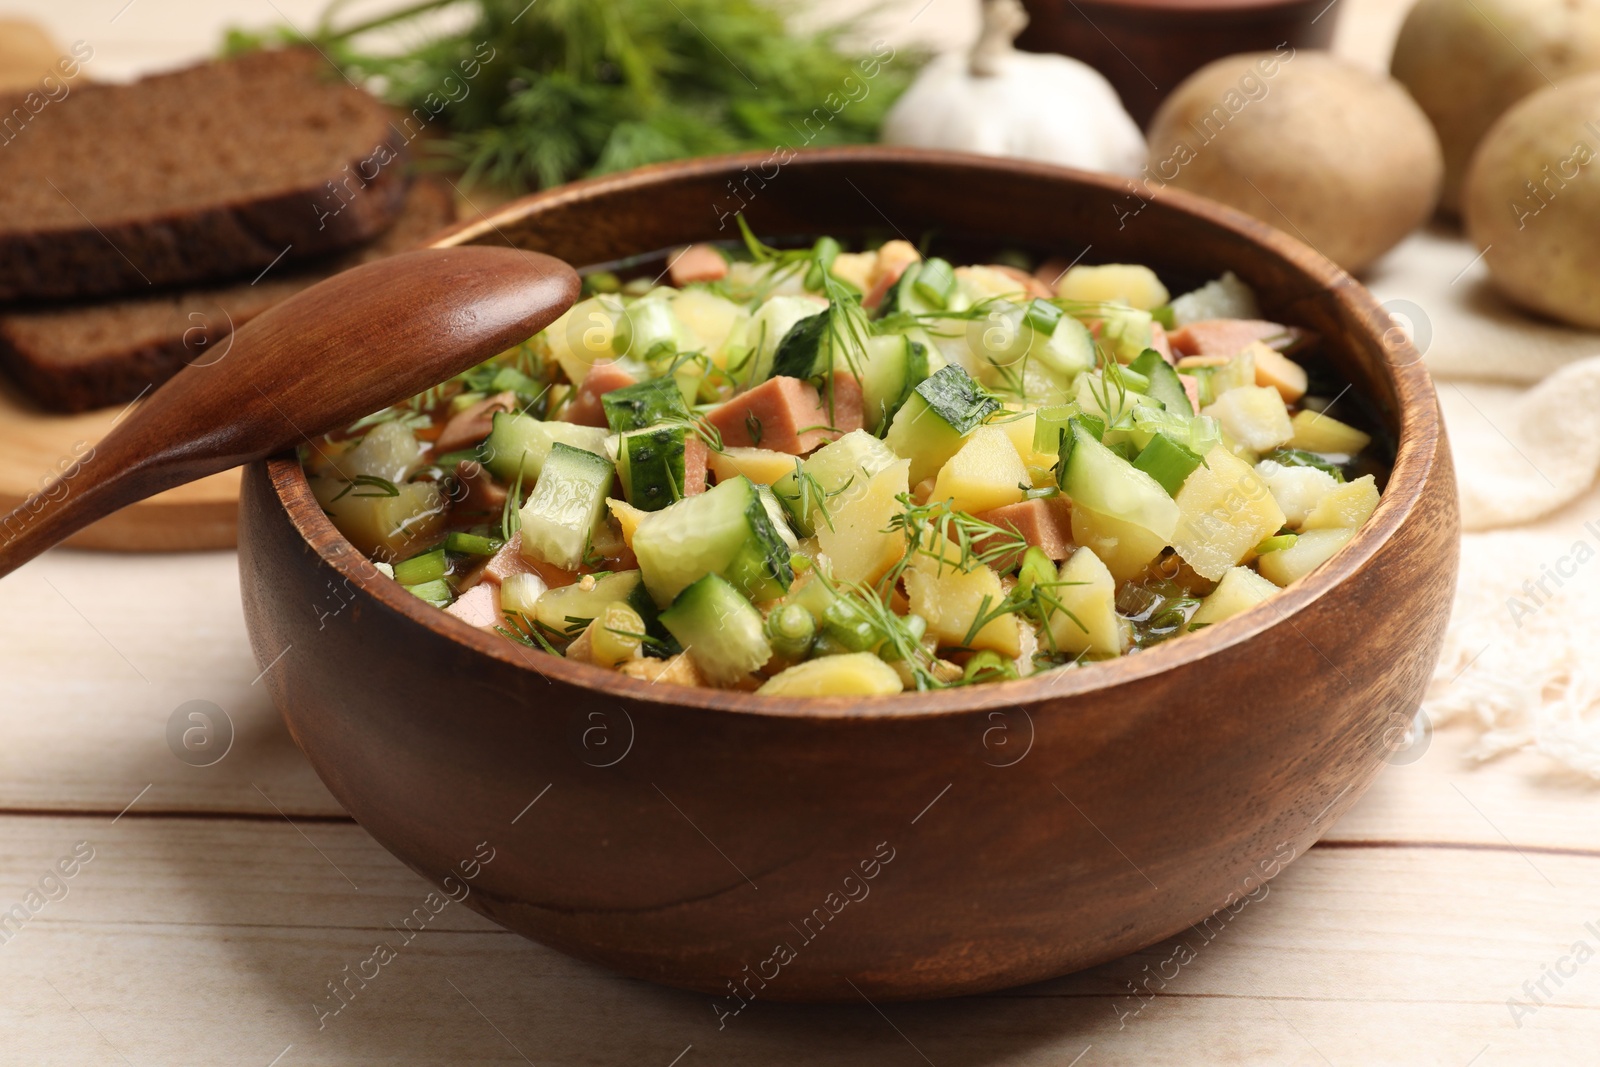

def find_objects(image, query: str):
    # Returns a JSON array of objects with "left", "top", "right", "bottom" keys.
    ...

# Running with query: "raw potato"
[
  {"left": 1463, "top": 74, "right": 1600, "bottom": 329},
  {"left": 1391, "top": 0, "right": 1600, "bottom": 215},
  {"left": 1146, "top": 52, "right": 1441, "bottom": 273}
]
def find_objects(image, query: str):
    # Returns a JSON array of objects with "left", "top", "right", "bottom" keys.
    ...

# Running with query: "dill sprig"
[
  {"left": 882, "top": 494, "right": 1029, "bottom": 582},
  {"left": 224, "top": 0, "right": 916, "bottom": 192},
  {"left": 813, "top": 569, "right": 945, "bottom": 692}
]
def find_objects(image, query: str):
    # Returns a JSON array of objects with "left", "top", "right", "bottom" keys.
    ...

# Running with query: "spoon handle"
[{"left": 0, "top": 246, "right": 579, "bottom": 578}]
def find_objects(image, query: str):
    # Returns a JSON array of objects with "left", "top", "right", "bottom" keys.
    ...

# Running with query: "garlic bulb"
[{"left": 882, "top": 0, "right": 1146, "bottom": 177}]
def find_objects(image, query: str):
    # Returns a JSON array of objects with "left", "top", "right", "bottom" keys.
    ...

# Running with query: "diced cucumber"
[
  {"left": 534, "top": 570, "right": 649, "bottom": 637},
  {"left": 769, "top": 310, "right": 830, "bottom": 382},
  {"left": 1132, "top": 432, "right": 1204, "bottom": 495},
  {"left": 480, "top": 411, "right": 609, "bottom": 484},
  {"left": 601, "top": 376, "right": 691, "bottom": 433},
  {"left": 743, "top": 296, "right": 823, "bottom": 383},
  {"left": 406, "top": 578, "right": 453, "bottom": 608},
  {"left": 1037, "top": 315, "right": 1097, "bottom": 382},
  {"left": 658, "top": 574, "right": 773, "bottom": 685},
  {"left": 633, "top": 475, "right": 794, "bottom": 606},
  {"left": 616, "top": 425, "right": 692, "bottom": 512},
  {"left": 614, "top": 296, "right": 691, "bottom": 360},
  {"left": 1130, "top": 348, "right": 1193, "bottom": 417},
  {"left": 1189, "top": 347, "right": 1257, "bottom": 407},
  {"left": 517, "top": 443, "right": 616, "bottom": 570},
  {"left": 857, "top": 334, "right": 930, "bottom": 433},
  {"left": 914, "top": 257, "right": 956, "bottom": 309},
  {"left": 770, "top": 429, "right": 897, "bottom": 536},
  {"left": 1093, "top": 305, "right": 1155, "bottom": 362},
  {"left": 884, "top": 365, "right": 1000, "bottom": 485},
  {"left": 1060, "top": 420, "right": 1179, "bottom": 542}
]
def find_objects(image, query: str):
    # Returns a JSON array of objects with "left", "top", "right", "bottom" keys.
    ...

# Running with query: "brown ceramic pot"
[{"left": 238, "top": 147, "right": 1457, "bottom": 1003}]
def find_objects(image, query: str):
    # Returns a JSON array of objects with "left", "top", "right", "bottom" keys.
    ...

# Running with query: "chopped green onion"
[
  {"left": 1117, "top": 366, "right": 1152, "bottom": 394},
  {"left": 1024, "top": 298, "right": 1063, "bottom": 337},
  {"left": 963, "top": 650, "right": 1017, "bottom": 683},
  {"left": 766, "top": 603, "right": 817, "bottom": 659},
  {"left": 1015, "top": 547, "right": 1058, "bottom": 599},
  {"left": 1255, "top": 533, "right": 1299, "bottom": 555},
  {"left": 394, "top": 548, "right": 449, "bottom": 586},
  {"left": 435, "top": 449, "right": 484, "bottom": 470},
  {"left": 914, "top": 257, "right": 956, "bottom": 310},
  {"left": 406, "top": 578, "right": 453, "bottom": 607},
  {"left": 444, "top": 532, "right": 504, "bottom": 557},
  {"left": 804, "top": 236, "right": 842, "bottom": 291},
  {"left": 822, "top": 599, "right": 879, "bottom": 653},
  {"left": 1133, "top": 432, "right": 1205, "bottom": 495},
  {"left": 1151, "top": 305, "right": 1176, "bottom": 329}
]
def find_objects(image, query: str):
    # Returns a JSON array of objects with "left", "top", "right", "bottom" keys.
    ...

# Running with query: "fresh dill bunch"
[{"left": 225, "top": 0, "right": 917, "bottom": 191}]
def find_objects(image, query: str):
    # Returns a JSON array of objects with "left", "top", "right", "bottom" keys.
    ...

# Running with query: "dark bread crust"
[
  {"left": 0, "top": 179, "right": 456, "bottom": 412},
  {"left": 0, "top": 49, "right": 410, "bottom": 300}
]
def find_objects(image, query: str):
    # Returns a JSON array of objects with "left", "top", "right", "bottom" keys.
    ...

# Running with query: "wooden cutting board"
[{"left": 0, "top": 21, "right": 239, "bottom": 551}]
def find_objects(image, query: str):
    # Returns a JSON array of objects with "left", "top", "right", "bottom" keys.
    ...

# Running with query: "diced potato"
[
  {"left": 757, "top": 652, "right": 905, "bottom": 696},
  {"left": 1301, "top": 475, "right": 1380, "bottom": 530},
  {"left": 829, "top": 251, "right": 877, "bottom": 293},
  {"left": 1289, "top": 409, "right": 1372, "bottom": 454},
  {"left": 1070, "top": 505, "right": 1168, "bottom": 582},
  {"left": 1190, "top": 566, "right": 1278, "bottom": 627},
  {"left": 930, "top": 426, "right": 1028, "bottom": 514},
  {"left": 1047, "top": 547, "right": 1125, "bottom": 658},
  {"left": 315, "top": 478, "right": 446, "bottom": 560},
  {"left": 904, "top": 557, "right": 1022, "bottom": 658},
  {"left": 671, "top": 288, "right": 748, "bottom": 366},
  {"left": 546, "top": 295, "right": 628, "bottom": 384},
  {"left": 707, "top": 446, "right": 797, "bottom": 487},
  {"left": 1055, "top": 264, "right": 1170, "bottom": 311},
  {"left": 819, "top": 459, "right": 911, "bottom": 586},
  {"left": 997, "top": 408, "right": 1061, "bottom": 469},
  {"left": 1254, "top": 460, "right": 1339, "bottom": 528},
  {"left": 1246, "top": 341, "right": 1308, "bottom": 402},
  {"left": 606, "top": 497, "right": 649, "bottom": 548},
  {"left": 1172, "top": 445, "right": 1288, "bottom": 581},
  {"left": 343, "top": 421, "right": 425, "bottom": 483},
  {"left": 956, "top": 264, "right": 1029, "bottom": 302},
  {"left": 619, "top": 652, "right": 706, "bottom": 687},
  {"left": 1257, "top": 528, "right": 1354, "bottom": 586},
  {"left": 1203, "top": 386, "right": 1294, "bottom": 453}
]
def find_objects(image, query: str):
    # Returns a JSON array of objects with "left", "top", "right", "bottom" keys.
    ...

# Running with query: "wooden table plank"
[{"left": 0, "top": 815, "right": 1595, "bottom": 1065}]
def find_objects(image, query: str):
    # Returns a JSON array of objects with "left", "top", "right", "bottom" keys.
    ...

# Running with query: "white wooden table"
[{"left": 3, "top": 1, "right": 1598, "bottom": 1064}]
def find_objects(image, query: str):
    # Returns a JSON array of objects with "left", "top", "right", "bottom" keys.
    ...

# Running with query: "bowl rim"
[{"left": 263, "top": 146, "right": 1441, "bottom": 721}]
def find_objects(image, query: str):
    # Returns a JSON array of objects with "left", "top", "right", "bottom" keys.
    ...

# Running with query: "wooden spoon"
[{"left": 0, "top": 246, "right": 579, "bottom": 578}]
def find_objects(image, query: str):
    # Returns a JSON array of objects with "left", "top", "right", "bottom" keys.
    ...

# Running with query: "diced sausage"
[
  {"left": 683, "top": 434, "right": 709, "bottom": 496},
  {"left": 1033, "top": 258, "right": 1072, "bottom": 290},
  {"left": 863, "top": 239, "right": 921, "bottom": 310},
  {"left": 992, "top": 264, "right": 1054, "bottom": 300},
  {"left": 482, "top": 533, "right": 537, "bottom": 585},
  {"left": 1179, "top": 373, "right": 1202, "bottom": 412},
  {"left": 453, "top": 459, "right": 508, "bottom": 523},
  {"left": 704, "top": 374, "right": 862, "bottom": 455},
  {"left": 565, "top": 362, "right": 637, "bottom": 427},
  {"left": 1148, "top": 321, "right": 1175, "bottom": 364},
  {"left": 975, "top": 495, "right": 1074, "bottom": 568},
  {"left": 669, "top": 244, "right": 729, "bottom": 287},
  {"left": 445, "top": 583, "right": 501, "bottom": 630},
  {"left": 1168, "top": 319, "right": 1302, "bottom": 359},
  {"left": 435, "top": 391, "right": 516, "bottom": 453}
]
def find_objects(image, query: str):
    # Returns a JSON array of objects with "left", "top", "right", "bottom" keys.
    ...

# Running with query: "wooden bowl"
[
  {"left": 239, "top": 147, "right": 1457, "bottom": 1002},
  {"left": 1017, "top": 0, "right": 1341, "bottom": 127}
]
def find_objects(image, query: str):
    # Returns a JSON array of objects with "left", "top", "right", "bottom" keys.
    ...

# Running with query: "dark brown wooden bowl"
[
  {"left": 1017, "top": 0, "right": 1341, "bottom": 127},
  {"left": 239, "top": 147, "right": 1457, "bottom": 1003}
]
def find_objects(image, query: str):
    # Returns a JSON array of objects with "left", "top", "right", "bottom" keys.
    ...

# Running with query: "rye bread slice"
[
  {"left": 0, "top": 178, "right": 456, "bottom": 413},
  {"left": 0, "top": 48, "right": 409, "bottom": 301}
]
